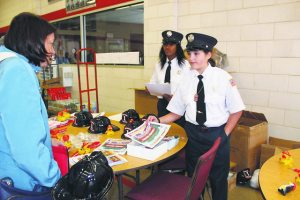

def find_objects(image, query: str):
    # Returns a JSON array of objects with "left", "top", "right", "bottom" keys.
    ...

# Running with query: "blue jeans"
[{"left": 0, "top": 177, "right": 52, "bottom": 200}]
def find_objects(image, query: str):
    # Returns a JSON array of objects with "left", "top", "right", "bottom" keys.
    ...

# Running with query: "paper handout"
[
  {"left": 125, "top": 122, "right": 171, "bottom": 148},
  {"left": 145, "top": 83, "right": 171, "bottom": 96}
]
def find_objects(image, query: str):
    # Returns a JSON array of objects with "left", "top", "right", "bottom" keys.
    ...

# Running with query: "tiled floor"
[
  {"left": 106, "top": 169, "right": 264, "bottom": 200},
  {"left": 229, "top": 186, "right": 263, "bottom": 200}
]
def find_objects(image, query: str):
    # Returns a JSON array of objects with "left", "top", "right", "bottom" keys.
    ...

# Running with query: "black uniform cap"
[
  {"left": 162, "top": 30, "right": 183, "bottom": 44},
  {"left": 186, "top": 33, "right": 217, "bottom": 51}
]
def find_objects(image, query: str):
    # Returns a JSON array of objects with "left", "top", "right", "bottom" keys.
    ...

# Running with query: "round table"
[
  {"left": 58, "top": 114, "right": 187, "bottom": 199},
  {"left": 259, "top": 149, "right": 300, "bottom": 200}
]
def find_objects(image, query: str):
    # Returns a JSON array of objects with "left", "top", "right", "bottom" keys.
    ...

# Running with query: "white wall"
[
  {"left": 0, "top": 0, "right": 65, "bottom": 27},
  {"left": 144, "top": 0, "right": 300, "bottom": 141},
  {"left": 1, "top": 0, "right": 300, "bottom": 141}
]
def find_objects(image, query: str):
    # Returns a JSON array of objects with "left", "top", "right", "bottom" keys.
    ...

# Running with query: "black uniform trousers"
[
  {"left": 157, "top": 98, "right": 186, "bottom": 128},
  {"left": 185, "top": 122, "right": 230, "bottom": 200}
]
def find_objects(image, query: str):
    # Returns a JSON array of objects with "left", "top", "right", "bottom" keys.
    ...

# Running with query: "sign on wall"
[
  {"left": 48, "top": 0, "right": 62, "bottom": 3},
  {"left": 66, "top": 0, "right": 96, "bottom": 13}
]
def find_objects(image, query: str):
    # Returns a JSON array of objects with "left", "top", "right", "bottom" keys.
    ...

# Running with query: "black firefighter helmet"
[
  {"left": 119, "top": 109, "right": 140, "bottom": 124},
  {"left": 52, "top": 151, "right": 114, "bottom": 200},
  {"left": 237, "top": 168, "right": 252, "bottom": 185},
  {"left": 121, "top": 119, "right": 143, "bottom": 140},
  {"left": 88, "top": 116, "right": 111, "bottom": 134},
  {"left": 72, "top": 111, "right": 93, "bottom": 127}
]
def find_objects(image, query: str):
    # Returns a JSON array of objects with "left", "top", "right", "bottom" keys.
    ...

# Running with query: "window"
[
  {"left": 86, "top": 4, "right": 143, "bottom": 54},
  {"left": 51, "top": 3, "right": 144, "bottom": 65},
  {"left": 52, "top": 17, "right": 80, "bottom": 64}
]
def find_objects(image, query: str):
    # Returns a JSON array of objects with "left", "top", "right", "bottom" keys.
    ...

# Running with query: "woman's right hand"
[
  {"left": 163, "top": 94, "right": 173, "bottom": 102},
  {"left": 147, "top": 115, "right": 159, "bottom": 124}
]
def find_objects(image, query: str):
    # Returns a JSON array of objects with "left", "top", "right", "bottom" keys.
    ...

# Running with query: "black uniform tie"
[
  {"left": 164, "top": 61, "right": 171, "bottom": 83},
  {"left": 196, "top": 75, "right": 207, "bottom": 125}
]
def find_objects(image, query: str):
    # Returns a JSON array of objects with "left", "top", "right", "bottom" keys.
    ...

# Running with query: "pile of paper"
[{"left": 95, "top": 138, "right": 131, "bottom": 155}]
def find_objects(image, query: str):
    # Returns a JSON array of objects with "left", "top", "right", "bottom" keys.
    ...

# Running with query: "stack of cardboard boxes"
[
  {"left": 229, "top": 111, "right": 268, "bottom": 191},
  {"left": 228, "top": 111, "right": 300, "bottom": 191},
  {"left": 230, "top": 111, "right": 268, "bottom": 173}
]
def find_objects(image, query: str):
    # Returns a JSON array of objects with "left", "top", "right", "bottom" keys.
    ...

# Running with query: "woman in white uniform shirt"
[
  {"left": 149, "top": 30, "right": 190, "bottom": 127},
  {"left": 148, "top": 33, "right": 245, "bottom": 200}
]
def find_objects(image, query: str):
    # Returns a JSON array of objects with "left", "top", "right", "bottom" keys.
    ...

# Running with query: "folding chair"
[{"left": 125, "top": 137, "right": 221, "bottom": 200}]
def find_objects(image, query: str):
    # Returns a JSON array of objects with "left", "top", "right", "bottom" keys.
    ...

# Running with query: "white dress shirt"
[
  {"left": 150, "top": 57, "right": 191, "bottom": 98},
  {"left": 167, "top": 64, "right": 245, "bottom": 127}
]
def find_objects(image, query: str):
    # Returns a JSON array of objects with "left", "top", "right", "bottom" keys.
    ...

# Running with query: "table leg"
[
  {"left": 136, "top": 170, "right": 140, "bottom": 185},
  {"left": 151, "top": 164, "right": 158, "bottom": 174},
  {"left": 117, "top": 175, "right": 123, "bottom": 200}
]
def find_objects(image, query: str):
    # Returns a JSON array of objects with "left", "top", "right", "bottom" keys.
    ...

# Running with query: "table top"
[
  {"left": 59, "top": 115, "right": 187, "bottom": 175},
  {"left": 259, "top": 149, "right": 300, "bottom": 200}
]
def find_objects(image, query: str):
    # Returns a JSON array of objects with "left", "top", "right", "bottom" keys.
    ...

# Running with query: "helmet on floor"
[{"left": 237, "top": 168, "right": 252, "bottom": 185}]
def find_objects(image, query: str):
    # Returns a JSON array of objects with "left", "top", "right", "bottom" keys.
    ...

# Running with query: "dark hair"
[
  {"left": 4, "top": 12, "right": 56, "bottom": 66},
  {"left": 187, "top": 48, "right": 216, "bottom": 67},
  {"left": 159, "top": 43, "right": 185, "bottom": 69},
  {"left": 208, "top": 58, "right": 216, "bottom": 67}
]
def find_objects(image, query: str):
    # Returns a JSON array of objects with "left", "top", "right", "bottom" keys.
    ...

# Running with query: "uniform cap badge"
[
  {"left": 188, "top": 34, "right": 194, "bottom": 42},
  {"left": 166, "top": 31, "right": 172, "bottom": 37}
]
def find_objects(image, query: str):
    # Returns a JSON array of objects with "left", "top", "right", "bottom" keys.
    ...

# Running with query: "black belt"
[
  {"left": 186, "top": 122, "right": 225, "bottom": 133},
  {"left": 199, "top": 126, "right": 209, "bottom": 132}
]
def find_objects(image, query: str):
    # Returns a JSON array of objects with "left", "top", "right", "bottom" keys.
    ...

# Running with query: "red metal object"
[
  {"left": 76, "top": 48, "right": 99, "bottom": 113},
  {"left": 47, "top": 87, "right": 71, "bottom": 100}
]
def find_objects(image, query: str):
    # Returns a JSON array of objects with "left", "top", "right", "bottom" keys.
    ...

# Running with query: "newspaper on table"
[
  {"left": 69, "top": 150, "right": 128, "bottom": 167},
  {"left": 102, "top": 150, "right": 128, "bottom": 167},
  {"left": 125, "top": 122, "right": 171, "bottom": 148},
  {"left": 48, "top": 118, "right": 70, "bottom": 130},
  {"left": 96, "top": 138, "right": 131, "bottom": 155}
]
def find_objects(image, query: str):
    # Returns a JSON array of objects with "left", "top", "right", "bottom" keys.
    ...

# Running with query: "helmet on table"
[
  {"left": 119, "top": 109, "right": 140, "bottom": 124},
  {"left": 121, "top": 119, "right": 143, "bottom": 140},
  {"left": 88, "top": 116, "right": 111, "bottom": 134},
  {"left": 72, "top": 111, "right": 93, "bottom": 127}
]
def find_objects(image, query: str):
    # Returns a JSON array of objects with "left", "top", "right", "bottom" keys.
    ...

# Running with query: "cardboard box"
[
  {"left": 127, "top": 141, "right": 168, "bottom": 161},
  {"left": 228, "top": 172, "right": 237, "bottom": 191},
  {"left": 230, "top": 111, "right": 268, "bottom": 173},
  {"left": 259, "top": 144, "right": 290, "bottom": 167},
  {"left": 269, "top": 137, "right": 300, "bottom": 149},
  {"left": 259, "top": 137, "right": 300, "bottom": 167}
]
